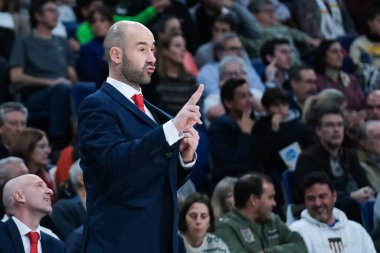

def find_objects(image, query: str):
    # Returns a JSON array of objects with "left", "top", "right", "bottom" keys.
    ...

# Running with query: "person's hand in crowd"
[
  {"left": 68, "top": 38, "right": 81, "bottom": 53},
  {"left": 151, "top": 0, "right": 171, "bottom": 13},
  {"left": 306, "top": 37, "right": 321, "bottom": 48},
  {"left": 206, "top": 104, "right": 225, "bottom": 121},
  {"left": 350, "top": 186, "right": 375, "bottom": 204},
  {"left": 180, "top": 127, "right": 199, "bottom": 163},
  {"left": 271, "top": 113, "right": 283, "bottom": 132},
  {"left": 48, "top": 77, "right": 72, "bottom": 86},
  {"left": 265, "top": 59, "right": 278, "bottom": 83},
  {"left": 173, "top": 84, "right": 204, "bottom": 132},
  {"left": 237, "top": 109, "right": 254, "bottom": 134}
]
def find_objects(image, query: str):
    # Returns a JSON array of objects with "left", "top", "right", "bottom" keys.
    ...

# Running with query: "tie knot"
[
  {"left": 131, "top": 94, "right": 145, "bottom": 113},
  {"left": 27, "top": 231, "right": 39, "bottom": 244}
]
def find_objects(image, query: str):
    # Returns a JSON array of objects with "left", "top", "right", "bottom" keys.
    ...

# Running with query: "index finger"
[
  {"left": 186, "top": 84, "right": 204, "bottom": 105},
  {"left": 269, "top": 58, "right": 277, "bottom": 67}
]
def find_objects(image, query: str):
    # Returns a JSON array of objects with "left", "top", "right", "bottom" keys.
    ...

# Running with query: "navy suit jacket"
[
  {"left": 0, "top": 218, "right": 65, "bottom": 253},
  {"left": 78, "top": 82, "right": 192, "bottom": 253}
]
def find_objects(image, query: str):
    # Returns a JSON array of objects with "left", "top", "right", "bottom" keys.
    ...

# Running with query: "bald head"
[
  {"left": 366, "top": 90, "right": 380, "bottom": 120},
  {"left": 3, "top": 174, "right": 53, "bottom": 217},
  {"left": 104, "top": 21, "right": 153, "bottom": 64},
  {"left": 3, "top": 174, "right": 32, "bottom": 213}
]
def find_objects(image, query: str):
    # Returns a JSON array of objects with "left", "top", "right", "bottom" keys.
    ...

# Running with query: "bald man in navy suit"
[
  {"left": 78, "top": 21, "right": 204, "bottom": 253},
  {"left": 0, "top": 174, "right": 65, "bottom": 253}
]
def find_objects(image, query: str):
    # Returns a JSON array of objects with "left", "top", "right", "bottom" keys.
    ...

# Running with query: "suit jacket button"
[{"left": 164, "top": 152, "right": 172, "bottom": 159}]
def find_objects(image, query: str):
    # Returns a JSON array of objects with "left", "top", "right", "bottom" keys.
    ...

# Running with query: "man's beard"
[{"left": 121, "top": 53, "right": 152, "bottom": 85}]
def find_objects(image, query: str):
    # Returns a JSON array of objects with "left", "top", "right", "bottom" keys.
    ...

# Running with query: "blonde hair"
[{"left": 211, "top": 176, "right": 237, "bottom": 221}]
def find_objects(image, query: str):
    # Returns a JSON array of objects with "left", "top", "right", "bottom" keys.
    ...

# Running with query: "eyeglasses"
[{"left": 222, "top": 70, "right": 247, "bottom": 79}]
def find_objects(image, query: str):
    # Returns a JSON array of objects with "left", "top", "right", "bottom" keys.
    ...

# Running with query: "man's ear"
[
  {"left": 266, "top": 55, "right": 274, "bottom": 64},
  {"left": 109, "top": 47, "right": 123, "bottom": 64},
  {"left": 223, "top": 99, "right": 233, "bottom": 111},
  {"left": 248, "top": 194, "right": 258, "bottom": 207},
  {"left": 14, "top": 191, "right": 25, "bottom": 203}
]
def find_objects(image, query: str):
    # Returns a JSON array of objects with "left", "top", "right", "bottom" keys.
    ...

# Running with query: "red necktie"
[
  {"left": 131, "top": 94, "right": 145, "bottom": 113},
  {"left": 27, "top": 231, "right": 39, "bottom": 253}
]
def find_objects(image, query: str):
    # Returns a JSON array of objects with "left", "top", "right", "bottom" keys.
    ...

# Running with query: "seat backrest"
[
  {"left": 72, "top": 82, "right": 96, "bottom": 114},
  {"left": 251, "top": 58, "right": 266, "bottom": 79},
  {"left": 361, "top": 200, "right": 375, "bottom": 232},
  {"left": 281, "top": 170, "right": 295, "bottom": 205}
]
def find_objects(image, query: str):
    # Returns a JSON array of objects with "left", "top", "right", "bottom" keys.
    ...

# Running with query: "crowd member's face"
[
  {"left": 220, "top": 61, "right": 247, "bottom": 83},
  {"left": 267, "top": 103, "right": 289, "bottom": 118},
  {"left": 368, "top": 14, "right": 380, "bottom": 36},
  {"left": 304, "top": 183, "right": 336, "bottom": 224},
  {"left": 225, "top": 83, "right": 252, "bottom": 117},
  {"left": 272, "top": 44, "right": 292, "bottom": 71},
  {"left": 212, "top": 21, "right": 231, "bottom": 41},
  {"left": 316, "top": 114, "right": 344, "bottom": 149},
  {"left": 30, "top": 136, "right": 51, "bottom": 168},
  {"left": 0, "top": 111, "right": 26, "bottom": 148},
  {"left": 325, "top": 42, "right": 343, "bottom": 69},
  {"left": 366, "top": 123, "right": 380, "bottom": 156},
  {"left": 22, "top": 175, "right": 54, "bottom": 216},
  {"left": 164, "top": 35, "right": 186, "bottom": 65},
  {"left": 121, "top": 25, "right": 156, "bottom": 87},
  {"left": 366, "top": 92, "right": 380, "bottom": 120},
  {"left": 255, "top": 4, "right": 276, "bottom": 26},
  {"left": 185, "top": 202, "right": 210, "bottom": 243},
  {"left": 221, "top": 37, "right": 244, "bottom": 59},
  {"left": 37, "top": 2, "right": 59, "bottom": 29},
  {"left": 91, "top": 12, "right": 112, "bottom": 38},
  {"left": 164, "top": 17, "right": 182, "bottom": 34},
  {"left": 253, "top": 181, "right": 276, "bottom": 223},
  {"left": 291, "top": 69, "right": 317, "bottom": 103}
]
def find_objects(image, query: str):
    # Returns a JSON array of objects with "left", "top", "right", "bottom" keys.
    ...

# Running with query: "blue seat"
[
  {"left": 71, "top": 82, "right": 96, "bottom": 114},
  {"left": 281, "top": 170, "right": 295, "bottom": 205},
  {"left": 63, "top": 21, "right": 79, "bottom": 39},
  {"left": 337, "top": 35, "right": 357, "bottom": 52},
  {"left": 361, "top": 200, "right": 375, "bottom": 232}
]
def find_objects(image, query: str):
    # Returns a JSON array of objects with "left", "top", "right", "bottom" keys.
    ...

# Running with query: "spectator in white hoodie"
[{"left": 290, "top": 171, "right": 376, "bottom": 253}]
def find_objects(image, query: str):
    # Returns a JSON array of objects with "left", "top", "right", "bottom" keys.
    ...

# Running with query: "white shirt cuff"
[
  {"left": 179, "top": 152, "right": 197, "bottom": 169},
  {"left": 163, "top": 120, "right": 184, "bottom": 146}
]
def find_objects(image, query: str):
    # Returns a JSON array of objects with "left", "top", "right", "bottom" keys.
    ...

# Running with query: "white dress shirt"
[
  {"left": 12, "top": 216, "right": 43, "bottom": 253},
  {"left": 107, "top": 77, "right": 196, "bottom": 167}
]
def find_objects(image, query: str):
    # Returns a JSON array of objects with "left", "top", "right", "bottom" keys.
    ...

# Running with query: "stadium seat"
[{"left": 361, "top": 200, "right": 375, "bottom": 232}]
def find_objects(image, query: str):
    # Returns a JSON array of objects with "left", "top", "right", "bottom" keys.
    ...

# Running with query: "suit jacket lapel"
[
  {"left": 145, "top": 100, "right": 172, "bottom": 125},
  {"left": 5, "top": 219, "right": 25, "bottom": 253},
  {"left": 102, "top": 82, "right": 157, "bottom": 128},
  {"left": 40, "top": 232, "right": 53, "bottom": 252}
]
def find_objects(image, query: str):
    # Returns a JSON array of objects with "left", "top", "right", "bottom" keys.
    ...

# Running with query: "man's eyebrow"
[{"left": 136, "top": 41, "right": 156, "bottom": 46}]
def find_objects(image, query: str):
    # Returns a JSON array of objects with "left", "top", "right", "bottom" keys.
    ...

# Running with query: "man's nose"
[{"left": 148, "top": 50, "right": 156, "bottom": 64}]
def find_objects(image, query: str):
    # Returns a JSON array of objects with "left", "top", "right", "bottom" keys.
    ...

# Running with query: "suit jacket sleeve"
[{"left": 79, "top": 92, "right": 186, "bottom": 181}]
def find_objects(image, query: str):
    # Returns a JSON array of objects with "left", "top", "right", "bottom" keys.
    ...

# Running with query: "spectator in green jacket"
[{"left": 214, "top": 172, "right": 307, "bottom": 253}]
